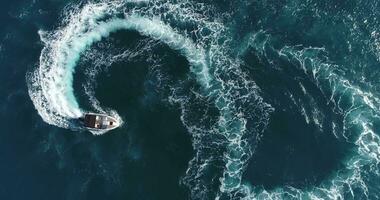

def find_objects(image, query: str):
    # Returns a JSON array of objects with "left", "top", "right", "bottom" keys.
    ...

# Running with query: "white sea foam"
[
  {"left": 28, "top": 2, "right": 273, "bottom": 198},
  {"left": 28, "top": 1, "right": 372, "bottom": 199},
  {"left": 238, "top": 34, "right": 380, "bottom": 199},
  {"left": 28, "top": 2, "right": 212, "bottom": 132}
]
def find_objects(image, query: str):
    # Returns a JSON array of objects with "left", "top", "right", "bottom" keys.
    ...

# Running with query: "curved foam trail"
[
  {"left": 29, "top": 3, "right": 252, "bottom": 196},
  {"left": 29, "top": 3, "right": 114, "bottom": 128},
  {"left": 28, "top": 2, "right": 211, "bottom": 130},
  {"left": 238, "top": 36, "right": 380, "bottom": 199}
]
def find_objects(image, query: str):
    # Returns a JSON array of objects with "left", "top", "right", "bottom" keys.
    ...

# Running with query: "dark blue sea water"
[{"left": 1, "top": 0, "right": 380, "bottom": 199}]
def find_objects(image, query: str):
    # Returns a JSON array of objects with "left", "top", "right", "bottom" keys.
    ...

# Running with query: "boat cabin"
[{"left": 83, "top": 113, "right": 118, "bottom": 130}]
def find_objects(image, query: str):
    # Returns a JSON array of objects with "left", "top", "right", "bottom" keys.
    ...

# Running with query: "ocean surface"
[{"left": 1, "top": 0, "right": 380, "bottom": 199}]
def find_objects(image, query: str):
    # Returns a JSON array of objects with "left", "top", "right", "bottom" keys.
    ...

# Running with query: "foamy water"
[{"left": 26, "top": 1, "right": 380, "bottom": 199}]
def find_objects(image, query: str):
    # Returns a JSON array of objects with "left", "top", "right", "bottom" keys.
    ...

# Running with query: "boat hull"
[{"left": 81, "top": 113, "right": 119, "bottom": 132}]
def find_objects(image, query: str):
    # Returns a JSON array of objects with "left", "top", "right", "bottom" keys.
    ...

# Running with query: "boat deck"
[{"left": 83, "top": 113, "right": 118, "bottom": 130}]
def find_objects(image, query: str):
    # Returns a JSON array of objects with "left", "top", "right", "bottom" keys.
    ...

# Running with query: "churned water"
[{"left": 1, "top": 0, "right": 380, "bottom": 199}]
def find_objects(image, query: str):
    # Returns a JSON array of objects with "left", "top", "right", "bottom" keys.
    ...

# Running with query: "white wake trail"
[{"left": 28, "top": 2, "right": 211, "bottom": 131}]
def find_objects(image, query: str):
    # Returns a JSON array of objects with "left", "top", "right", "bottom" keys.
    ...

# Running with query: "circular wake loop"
[
  {"left": 235, "top": 32, "right": 380, "bottom": 200},
  {"left": 27, "top": 0, "right": 380, "bottom": 199},
  {"left": 27, "top": 1, "right": 273, "bottom": 198}
]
